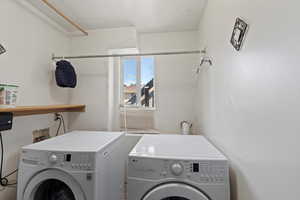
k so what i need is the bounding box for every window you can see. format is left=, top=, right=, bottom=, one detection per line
left=121, top=56, right=155, bottom=109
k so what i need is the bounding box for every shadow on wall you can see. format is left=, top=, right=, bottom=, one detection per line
left=230, top=165, right=257, bottom=200
left=230, top=167, right=238, bottom=200
left=49, top=69, right=71, bottom=103
left=68, top=112, right=81, bottom=131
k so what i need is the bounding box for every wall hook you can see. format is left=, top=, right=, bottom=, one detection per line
left=199, top=48, right=212, bottom=66
left=196, top=48, right=213, bottom=74
left=0, top=44, right=6, bottom=55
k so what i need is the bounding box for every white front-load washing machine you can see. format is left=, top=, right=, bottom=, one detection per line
left=128, top=135, right=230, bottom=200
left=17, top=131, right=125, bottom=200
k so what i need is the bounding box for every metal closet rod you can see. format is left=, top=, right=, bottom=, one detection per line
left=52, top=50, right=201, bottom=60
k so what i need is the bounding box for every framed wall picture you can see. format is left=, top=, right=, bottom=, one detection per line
left=230, top=18, right=248, bottom=51
left=0, top=44, right=6, bottom=55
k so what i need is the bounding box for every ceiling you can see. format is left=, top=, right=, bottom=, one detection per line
left=25, top=0, right=206, bottom=33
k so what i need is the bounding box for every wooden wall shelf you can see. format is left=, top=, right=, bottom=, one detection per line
left=0, top=104, right=86, bottom=116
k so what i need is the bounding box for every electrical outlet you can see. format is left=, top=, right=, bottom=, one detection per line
left=33, top=128, right=50, bottom=143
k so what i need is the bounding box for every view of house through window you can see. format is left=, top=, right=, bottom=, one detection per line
left=121, top=56, right=155, bottom=109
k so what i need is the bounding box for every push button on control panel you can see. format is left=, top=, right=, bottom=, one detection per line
left=71, top=163, right=92, bottom=170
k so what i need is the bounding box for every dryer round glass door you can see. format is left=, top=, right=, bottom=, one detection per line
left=22, top=169, right=86, bottom=200
left=142, top=183, right=209, bottom=200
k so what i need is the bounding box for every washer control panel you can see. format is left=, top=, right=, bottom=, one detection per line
left=21, top=150, right=94, bottom=171
left=47, top=152, right=94, bottom=171
left=128, top=157, right=228, bottom=184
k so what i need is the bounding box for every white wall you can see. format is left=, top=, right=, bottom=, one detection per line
left=68, top=28, right=138, bottom=131
left=196, top=0, right=300, bottom=199
left=138, top=31, right=199, bottom=134
left=68, top=30, right=199, bottom=134
left=0, top=0, right=70, bottom=199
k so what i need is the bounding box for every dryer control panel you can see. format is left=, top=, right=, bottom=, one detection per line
left=128, top=157, right=229, bottom=185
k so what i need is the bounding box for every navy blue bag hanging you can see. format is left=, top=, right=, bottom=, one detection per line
left=55, top=60, right=77, bottom=88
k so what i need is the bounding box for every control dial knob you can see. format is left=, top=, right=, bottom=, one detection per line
left=171, top=163, right=183, bottom=176
left=49, top=154, right=58, bottom=164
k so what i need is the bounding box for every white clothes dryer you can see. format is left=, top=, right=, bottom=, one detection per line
left=128, top=134, right=230, bottom=200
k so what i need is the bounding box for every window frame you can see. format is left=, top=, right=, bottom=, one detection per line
left=120, top=56, right=156, bottom=110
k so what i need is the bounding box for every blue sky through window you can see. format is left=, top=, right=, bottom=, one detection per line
left=123, top=59, right=137, bottom=85
left=123, top=57, right=154, bottom=85
left=141, top=57, right=154, bottom=85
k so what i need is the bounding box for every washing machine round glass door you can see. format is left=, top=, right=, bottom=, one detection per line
left=22, top=169, right=86, bottom=200
left=142, top=183, right=209, bottom=200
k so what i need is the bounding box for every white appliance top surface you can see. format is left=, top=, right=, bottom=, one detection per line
left=130, top=135, right=227, bottom=160
left=23, top=131, right=124, bottom=152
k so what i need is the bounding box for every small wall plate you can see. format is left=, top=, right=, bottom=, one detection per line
left=33, top=128, right=50, bottom=143
left=230, top=18, right=248, bottom=51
